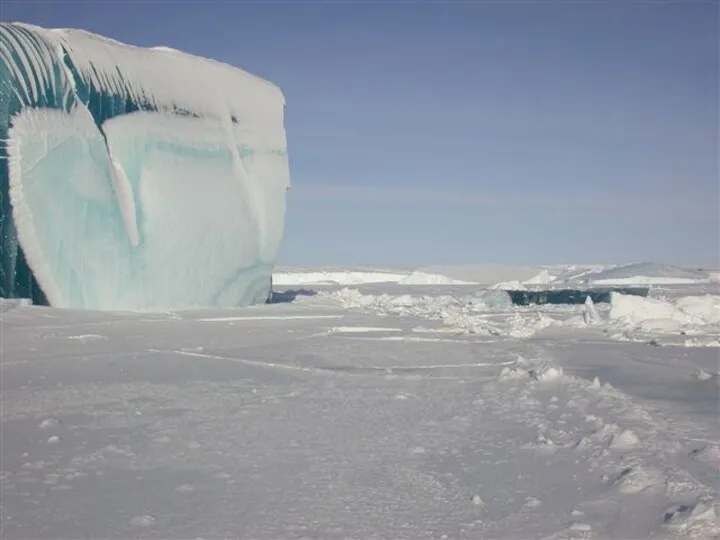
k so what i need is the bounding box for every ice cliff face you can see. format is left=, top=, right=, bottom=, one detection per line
left=0, top=23, right=290, bottom=310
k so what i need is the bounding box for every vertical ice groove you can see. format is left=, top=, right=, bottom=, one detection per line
left=108, top=67, right=124, bottom=98
left=63, top=40, right=100, bottom=94
left=3, top=27, right=39, bottom=104
left=0, top=40, right=29, bottom=101
left=108, top=153, right=140, bottom=247
left=2, top=73, right=28, bottom=106
left=219, top=95, right=262, bottom=252
left=0, top=28, right=25, bottom=83
left=14, top=26, right=51, bottom=101
left=93, top=62, right=111, bottom=95
left=41, top=42, right=59, bottom=96
left=53, top=44, right=77, bottom=111
left=87, top=63, right=103, bottom=96
left=95, top=59, right=120, bottom=99
left=0, top=36, right=29, bottom=113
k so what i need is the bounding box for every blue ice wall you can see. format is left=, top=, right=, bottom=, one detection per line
left=0, top=23, right=290, bottom=310
left=0, top=24, right=67, bottom=303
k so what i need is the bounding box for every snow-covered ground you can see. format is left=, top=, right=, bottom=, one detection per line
left=2, top=263, right=719, bottom=539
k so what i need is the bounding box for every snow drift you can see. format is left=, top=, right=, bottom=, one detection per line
left=0, top=22, right=290, bottom=310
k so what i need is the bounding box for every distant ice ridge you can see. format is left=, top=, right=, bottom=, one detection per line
left=273, top=266, right=558, bottom=287
left=273, top=270, right=409, bottom=286
left=0, top=22, right=290, bottom=310
left=273, top=263, right=718, bottom=294
left=415, top=264, right=557, bottom=286
left=272, top=269, right=475, bottom=286
left=583, top=262, right=711, bottom=286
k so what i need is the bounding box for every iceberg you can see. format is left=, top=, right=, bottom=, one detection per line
left=0, top=23, right=290, bottom=310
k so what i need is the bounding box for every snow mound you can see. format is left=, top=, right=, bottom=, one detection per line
left=589, top=262, right=710, bottom=286
left=610, top=294, right=691, bottom=326
left=411, top=265, right=553, bottom=286
left=608, top=429, right=640, bottom=450
left=610, top=293, right=720, bottom=327
left=499, top=356, right=565, bottom=383
left=489, top=280, right=527, bottom=291
left=489, top=272, right=557, bottom=291
left=675, top=295, right=720, bottom=324
left=609, top=293, right=720, bottom=346
left=523, top=269, right=555, bottom=285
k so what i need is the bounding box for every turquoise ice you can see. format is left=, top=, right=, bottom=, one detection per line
left=0, top=23, right=290, bottom=310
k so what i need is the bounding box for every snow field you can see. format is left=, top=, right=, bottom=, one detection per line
left=1, top=266, right=718, bottom=538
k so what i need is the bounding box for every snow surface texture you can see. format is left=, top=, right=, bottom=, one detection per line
left=2, top=270, right=719, bottom=539
left=0, top=22, right=290, bottom=310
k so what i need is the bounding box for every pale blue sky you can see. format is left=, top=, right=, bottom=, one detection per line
left=2, top=1, right=718, bottom=267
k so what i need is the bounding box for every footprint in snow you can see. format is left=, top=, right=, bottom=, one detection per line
left=129, top=515, right=156, bottom=527
left=568, top=522, right=592, bottom=535
left=688, top=444, right=720, bottom=470
left=611, top=465, right=666, bottom=494
left=663, top=499, right=717, bottom=527
left=608, top=429, right=639, bottom=450
left=521, top=435, right=557, bottom=455
left=66, top=334, right=106, bottom=342
left=39, top=418, right=60, bottom=430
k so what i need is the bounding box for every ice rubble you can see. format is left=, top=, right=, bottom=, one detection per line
left=0, top=22, right=290, bottom=310
left=609, top=293, right=720, bottom=331
left=317, top=285, right=720, bottom=347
